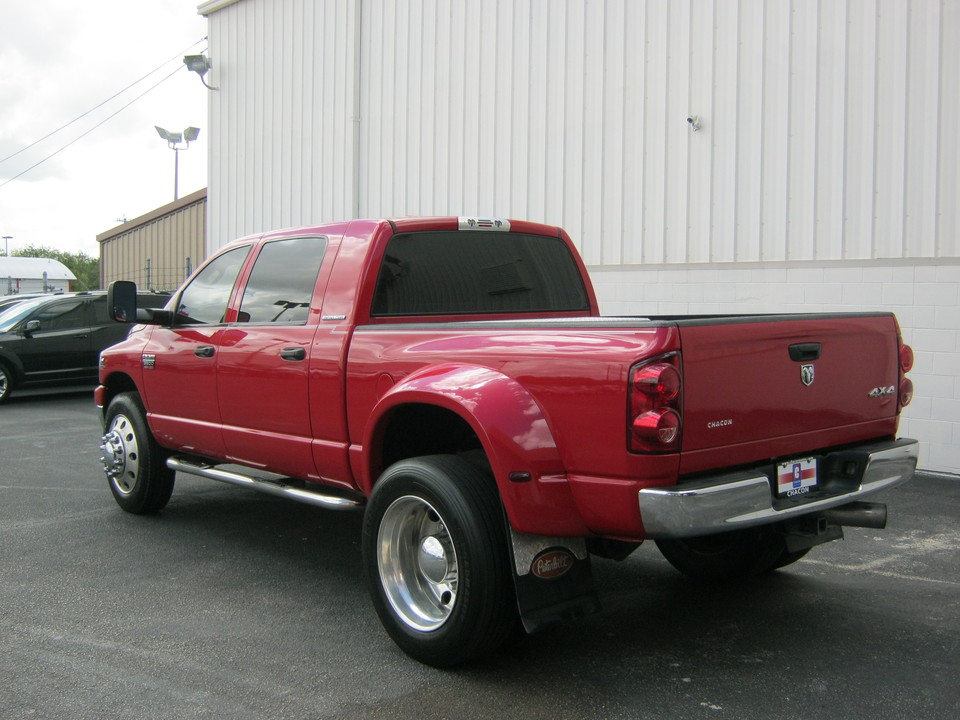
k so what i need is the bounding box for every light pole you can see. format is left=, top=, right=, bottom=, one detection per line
left=155, top=126, right=200, bottom=201
left=2, top=236, right=11, bottom=257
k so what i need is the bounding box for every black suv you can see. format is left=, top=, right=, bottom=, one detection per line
left=0, top=291, right=169, bottom=403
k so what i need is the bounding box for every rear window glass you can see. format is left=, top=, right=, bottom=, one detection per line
left=371, top=231, right=589, bottom=317
left=238, top=236, right=327, bottom=324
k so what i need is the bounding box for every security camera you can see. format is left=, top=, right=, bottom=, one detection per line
left=686, top=115, right=702, bottom=132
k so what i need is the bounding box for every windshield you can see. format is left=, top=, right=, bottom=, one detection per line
left=0, top=297, right=52, bottom=332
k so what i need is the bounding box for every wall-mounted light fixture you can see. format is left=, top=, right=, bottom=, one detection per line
left=184, top=53, right=218, bottom=90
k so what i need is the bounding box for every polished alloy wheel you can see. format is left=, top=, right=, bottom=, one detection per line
left=0, top=365, right=10, bottom=402
left=100, top=413, right=140, bottom=496
left=377, top=495, right=459, bottom=632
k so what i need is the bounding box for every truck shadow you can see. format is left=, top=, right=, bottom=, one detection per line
left=105, top=477, right=932, bottom=719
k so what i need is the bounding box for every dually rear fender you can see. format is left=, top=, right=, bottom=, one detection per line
left=355, top=363, right=590, bottom=536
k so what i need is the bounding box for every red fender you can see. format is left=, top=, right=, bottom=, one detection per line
left=357, top=363, right=590, bottom=536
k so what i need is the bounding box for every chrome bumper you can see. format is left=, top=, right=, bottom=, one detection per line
left=638, top=438, right=919, bottom=539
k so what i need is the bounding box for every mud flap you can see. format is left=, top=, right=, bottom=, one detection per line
left=507, top=527, right=602, bottom=634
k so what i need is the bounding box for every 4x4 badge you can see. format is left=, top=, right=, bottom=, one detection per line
left=801, top=364, right=815, bottom=386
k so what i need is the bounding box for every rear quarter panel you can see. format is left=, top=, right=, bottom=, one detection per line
left=346, top=321, right=681, bottom=483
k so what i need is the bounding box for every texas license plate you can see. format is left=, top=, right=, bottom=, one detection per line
left=776, top=457, right=818, bottom=498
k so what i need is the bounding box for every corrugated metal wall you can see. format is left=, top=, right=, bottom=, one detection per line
left=206, top=0, right=360, bottom=248
left=204, top=1, right=958, bottom=265
left=357, top=0, right=958, bottom=266
left=201, top=0, right=958, bottom=473
left=98, top=189, right=206, bottom=291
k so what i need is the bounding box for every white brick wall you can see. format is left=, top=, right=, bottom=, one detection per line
left=591, top=259, right=960, bottom=475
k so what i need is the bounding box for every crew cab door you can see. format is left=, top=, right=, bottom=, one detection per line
left=216, top=235, right=330, bottom=480
left=140, top=245, right=251, bottom=458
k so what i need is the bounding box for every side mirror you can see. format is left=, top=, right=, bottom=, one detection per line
left=24, top=320, right=41, bottom=335
left=108, top=281, right=138, bottom=323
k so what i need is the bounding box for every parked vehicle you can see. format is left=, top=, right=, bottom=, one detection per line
left=0, top=291, right=169, bottom=403
left=97, top=217, right=918, bottom=666
left=0, top=293, right=53, bottom=313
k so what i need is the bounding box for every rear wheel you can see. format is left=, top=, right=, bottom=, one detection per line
left=362, top=455, right=517, bottom=667
left=0, top=362, right=13, bottom=404
left=772, top=546, right=812, bottom=570
left=655, top=526, right=787, bottom=581
left=100, top=392, right=175, bottom=514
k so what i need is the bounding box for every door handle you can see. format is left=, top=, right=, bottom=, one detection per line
left=789, top=343, right=822, bottom=362
left=195, top=345, right=216, bottom=358
left=280, top=347, right=306, bottom=361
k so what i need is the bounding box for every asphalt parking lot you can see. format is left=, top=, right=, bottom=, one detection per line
left=1, top=388, right=958, bottom=720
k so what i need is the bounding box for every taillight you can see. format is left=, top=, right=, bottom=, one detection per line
left=898, top=341, right=914, bottom=411
left=629, top=355, right=682, bottom=453
left=900, top=344, right=914, bottom=373
left=899, top=378, right=914, bottom=407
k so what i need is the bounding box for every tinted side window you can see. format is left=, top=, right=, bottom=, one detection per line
left=237, top=236, right=327, bottom=324
left=176, top=246, right=251, bottom=325
left=33, top=299, right=89, bottom=331
left=371, top=232, right=590, bottom=316
left=91, top=296, right=111, bottom=324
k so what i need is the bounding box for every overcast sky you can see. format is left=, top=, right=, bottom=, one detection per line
left=0, top=0, right=209, bottom=258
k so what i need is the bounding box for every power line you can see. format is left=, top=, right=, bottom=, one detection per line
left=0, top=37, right=206, bottom=167
left=0, top=64, right=187, bottom=189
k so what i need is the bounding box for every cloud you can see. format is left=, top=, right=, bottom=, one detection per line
left=0, top=1, right=208, bottom=257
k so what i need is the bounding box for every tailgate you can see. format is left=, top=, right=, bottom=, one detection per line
left=678, top=314, right=901, bottom=471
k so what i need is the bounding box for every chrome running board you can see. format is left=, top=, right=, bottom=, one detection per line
left=167, top=456, right=364, bottom=511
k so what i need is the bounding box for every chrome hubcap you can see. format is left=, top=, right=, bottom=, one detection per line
left=100, top=414, right=139, bottom=495
left=378, top=495, right=458, bottom=632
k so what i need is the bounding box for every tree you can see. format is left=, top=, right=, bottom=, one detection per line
left=11, top=245, right=100, bottom=290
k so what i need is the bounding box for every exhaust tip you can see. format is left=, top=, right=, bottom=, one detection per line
left=823, top=501, right=887, bottom=529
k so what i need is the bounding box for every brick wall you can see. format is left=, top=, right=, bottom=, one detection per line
left=591, top=260, right=960, bottom=475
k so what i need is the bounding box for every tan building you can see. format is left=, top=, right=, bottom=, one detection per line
left=97, top=188, right=206, bottom=292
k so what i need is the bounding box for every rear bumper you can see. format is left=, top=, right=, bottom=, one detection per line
left=638, top=438, right=919, bottom=539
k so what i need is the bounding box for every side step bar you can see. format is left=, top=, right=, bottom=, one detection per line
left=167, top=457, right=365, bottom=511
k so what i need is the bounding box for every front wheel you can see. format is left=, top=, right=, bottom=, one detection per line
left=0, top=362, right=14, bottom=404
left=362, top=455, right=517, bottom=667
left=100, top=392, right=175, bottom=514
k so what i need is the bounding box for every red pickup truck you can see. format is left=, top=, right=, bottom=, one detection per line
left=97, top=217, right=918, bottom=666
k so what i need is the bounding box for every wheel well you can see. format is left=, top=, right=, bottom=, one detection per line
left=100, top=373, right=139, bottom=412
left=378, top=404, right=485, bottom=476
left=0, top=354, right=20, bottom=382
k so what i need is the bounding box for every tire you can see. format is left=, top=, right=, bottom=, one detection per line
left=772, top=546, right=812, bottom=570
left=100, top=392, right=175, bottom=514
left=0, top=362, right=13, bottom=404
left=655, top=526, right=787, bottom=581
left=362, top=455, right=517, bottom=667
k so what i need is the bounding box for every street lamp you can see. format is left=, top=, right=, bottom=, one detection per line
left=2, top=236, right=11, bottom=257
left=155, top=126, right=200, bottom=201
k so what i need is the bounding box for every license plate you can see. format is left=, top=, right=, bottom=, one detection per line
left=776, top=457, right=818, bottom=498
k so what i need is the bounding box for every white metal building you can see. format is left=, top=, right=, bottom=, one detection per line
left=0, top=257, right=77, bottom=295
left=198, top=0, right=959, bottom=474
